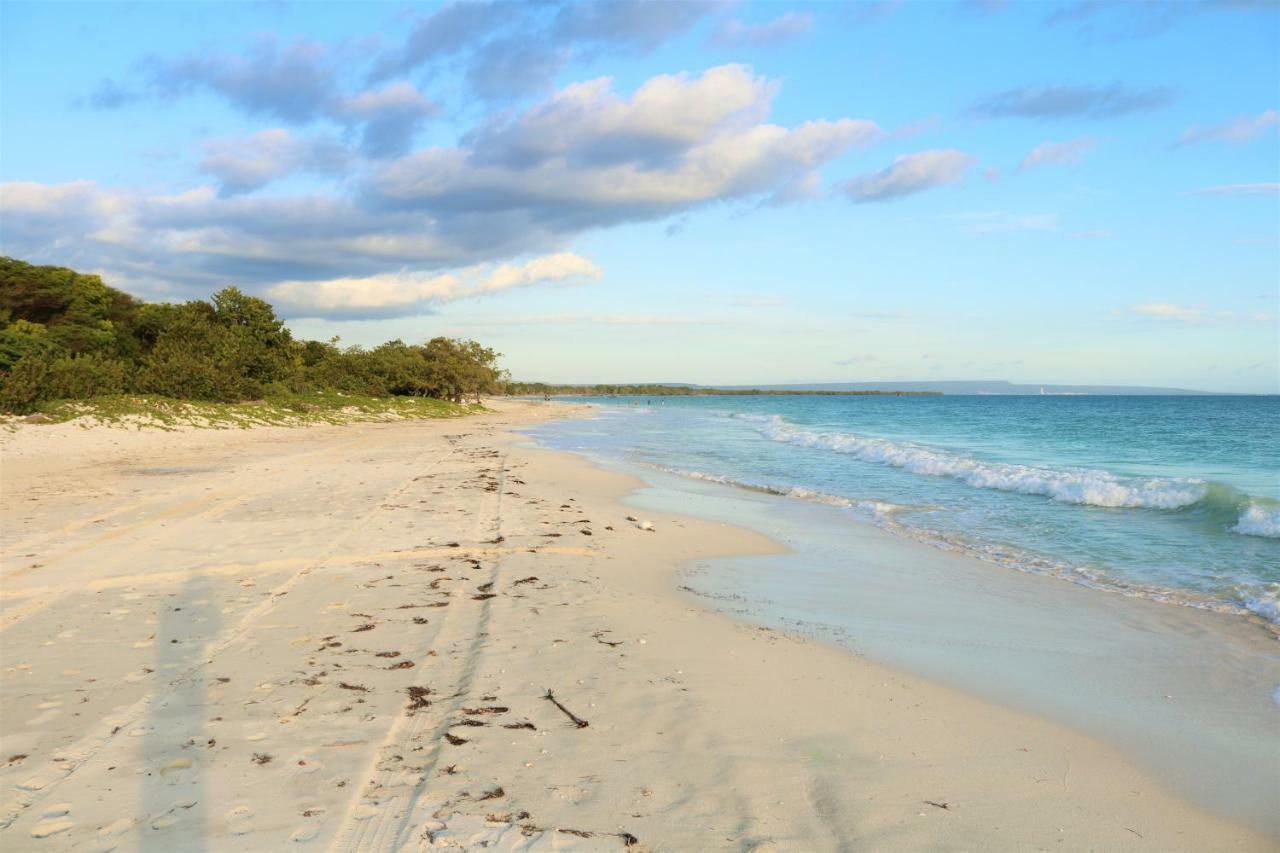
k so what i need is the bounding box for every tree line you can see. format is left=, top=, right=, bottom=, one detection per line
left=0, top=257, right=505, bottom=414
left=504, top=382, right=938, bottom=397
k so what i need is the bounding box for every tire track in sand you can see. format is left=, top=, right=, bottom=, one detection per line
left=329, top=437, right=510, bottom=853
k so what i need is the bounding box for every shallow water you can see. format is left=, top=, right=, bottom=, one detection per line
left=528, top=395, right=1279, bottom=624
left=524, top=395, right=1280, bottom=836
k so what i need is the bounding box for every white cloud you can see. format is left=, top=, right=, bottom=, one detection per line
left=3, top=65, right=881, bottom=314
left=1176, top=109, right=1278, bottom=146
left=1019, top=137, right=1096, bottom=171
left=265, top=252, right=602, bottom=317
left=375, top=64, right=882, bottom=218
left=1195, top=183, right=1280, bottom=196
left=199, top=129, right=350, bottom=196
left=448, top=313, right=724, bottom=327
left=712, top=12, right=814, bottom=47
left=840, top=149, right=975, bottom=203
left=1129, top=303, right=1205, bottom=322
left=1126, top=303, right=1276, bottom=324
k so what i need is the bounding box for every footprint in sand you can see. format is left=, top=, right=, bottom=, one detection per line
left=291, top=825, right=320, bottom=842
left=27, top=708, right=62, bottom=726
left=226, top=804, right=255, bottom=835
left=30, top=817, right=75, bottom=838
left=159, top=757, right=192, bottom=777
left=19, top=772, right=62, bottom=792
left=351, top=803, right=380, bottom=821
left=98, top=817, right=134, bottom=837
left=93, top=817, right=135, bottom=852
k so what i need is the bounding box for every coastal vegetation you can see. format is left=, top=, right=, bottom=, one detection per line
left=0, top=257, right=505, bottom=416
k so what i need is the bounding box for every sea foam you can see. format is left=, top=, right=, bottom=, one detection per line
left=1232, top=501, right=1280, bottom=539
left=751, top=415, right=1208, bottom=509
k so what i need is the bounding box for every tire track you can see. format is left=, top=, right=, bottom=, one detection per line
left=330, top=438, right=510, bottom=853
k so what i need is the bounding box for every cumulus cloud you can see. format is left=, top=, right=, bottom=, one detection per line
left=1019, top=137, right=1097, bottom=170
left=1175, top=109, right=1278, bottom=146
left=368, top=1, right=513, bottom=81
left=712, top=12, right=814, bottom=47
left=6, top=65, right=879, bottom=314
left=330, top=82, right=438, bottom=157
left=265, top=251, right=602, bottom=318
left=150, top=37, right=338, bottom=123
left=368, top=0, right=719, bottom=100
left=553, top=0, right=721, bottom=50
left=840, top=149, right=975, bottom=203
left=102, top=39, right=436, bottom=161
left=373, top=65, right=881, bottom=223
left=969, top=83, right=1174, bottom=119
left=199, top=130, right=351, bottom=196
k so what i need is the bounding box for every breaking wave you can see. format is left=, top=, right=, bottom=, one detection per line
left=1233, top=501, right=1280, bottom=539
left=658, top=463, right=1280, bottom=627
left=743, top=414, right=1275, bottom=535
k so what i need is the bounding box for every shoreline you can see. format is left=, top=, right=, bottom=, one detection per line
left=526, top=408, right=1280, bottom=839
left=0, top=400, right=1271, bottom=850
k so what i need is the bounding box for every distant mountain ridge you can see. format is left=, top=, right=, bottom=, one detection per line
left=720, top=380, right=1222, bottom=395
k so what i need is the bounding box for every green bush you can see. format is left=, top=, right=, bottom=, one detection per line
left=44, top=353, right=129, bottom=399
left=0, top=354, right=52, bottom=413
left=0, top=256, right=505, bottom=414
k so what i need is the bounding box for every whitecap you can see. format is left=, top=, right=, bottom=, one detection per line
left=755, top=416, right=1208, bottom=510
left=1232, top=502, right=1280, bottom=539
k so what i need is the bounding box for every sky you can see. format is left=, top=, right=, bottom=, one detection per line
left=1, top=0, right=1277, bottom=392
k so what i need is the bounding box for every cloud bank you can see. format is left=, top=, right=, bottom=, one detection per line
left=3, top=63, right=880, bottom=315
left=266, top=252, right=602, bottom=318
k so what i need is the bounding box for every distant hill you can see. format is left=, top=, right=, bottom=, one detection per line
left=724, top=380, right=1222, bottom=396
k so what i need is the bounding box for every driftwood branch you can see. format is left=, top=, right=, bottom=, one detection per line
left=543, top=689, right=589, bottom=728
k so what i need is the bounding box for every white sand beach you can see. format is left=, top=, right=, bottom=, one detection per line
left=0, top=400, right=1271, bottom=851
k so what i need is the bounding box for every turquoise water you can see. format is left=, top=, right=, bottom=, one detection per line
left=528, top=395, right=1280, bottom=625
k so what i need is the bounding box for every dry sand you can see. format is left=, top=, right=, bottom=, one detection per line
left=0, top=399, right=1269, bottom=851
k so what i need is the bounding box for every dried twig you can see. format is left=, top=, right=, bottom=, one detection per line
left=543, top=689, right=589, bottom=728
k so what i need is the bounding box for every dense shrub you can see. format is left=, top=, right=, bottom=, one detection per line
left=0, top=354, right=51, bottom=413
left=0, top=257, right=506, bottom=412
left=43, top=353, right=129, bottom=399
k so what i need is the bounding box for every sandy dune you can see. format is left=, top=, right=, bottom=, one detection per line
left=0, top=400, right=1268, bottom=851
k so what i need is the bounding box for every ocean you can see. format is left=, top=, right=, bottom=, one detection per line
left=523, top=393, right=1280, bottom=832
left=528, top=394, right=1279, bottom=626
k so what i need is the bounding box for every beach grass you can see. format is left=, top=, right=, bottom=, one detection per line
left=4, top=391, right=479, bottom=431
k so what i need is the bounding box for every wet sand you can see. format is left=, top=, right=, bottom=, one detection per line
left=0, top=400, right=1270, bottom=850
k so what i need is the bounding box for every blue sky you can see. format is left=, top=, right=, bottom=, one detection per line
left=2, top=0, right=1277, bottom=391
